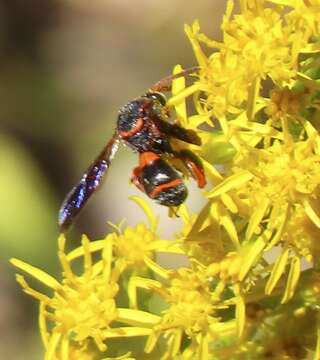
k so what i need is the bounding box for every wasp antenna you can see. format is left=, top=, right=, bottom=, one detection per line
left=149, top=66, right=200, bottom=93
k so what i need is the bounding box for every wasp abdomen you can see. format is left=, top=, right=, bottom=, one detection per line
left=139, top=153, right=188, bottom=207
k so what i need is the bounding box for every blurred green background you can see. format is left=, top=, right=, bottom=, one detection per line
left=0, top=1, right=224, bottom=358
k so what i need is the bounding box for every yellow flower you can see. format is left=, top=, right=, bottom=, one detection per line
left=170, top=0, right=320, bottom=307
left=161, top=268, right=215, bottom=333
left=204, top=136, right=320, bottom=302
left=265, top=87, right=303, bottom=122
left=11, top=233, right=159, bottom=359
left=179, top=1, right=313, bottom=125
left=142, top=266, right=237, bottom=359
left=11, top=0, right=320, bottom=358
left=234, top=139, right=320, bottom=211
left=270, top=0, right=320, bottom=40
left=283, top=203, right=320, bottom=261
left=108, top=196, right=184, bottom=278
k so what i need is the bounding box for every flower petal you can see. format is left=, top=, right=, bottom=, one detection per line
left=246, top=77, right=261, bottom=121
left=200, top=157, right=224, bottom=183
left=39, top=302, right=49, bottom=348
left=10, top=258, right=59, bottom=289
left=281, top=256, right=301, bottom=304
left=221, top=193, right=238, bottom=213
left=246, top=198, right=270, bottom=240
left=172, top=64, right=187, bottom=126
left=167, top=84, right=201, bottom=107
left=117, top=308, right=160, bottom=327
left=102, top=327, right=152, bottom=338
left=144, top=256, right=172, bottom=279
left=129, top=196, right=158, bottom=231
left=199, top=333, right=209, bottom=360
left=265, top=204, right=289, bottom=250
left=66, top=239, right=107, bottom=261
left=314, top=325, right=320, bottom=360
left=265, top=247, right=289, bottom=295
left=184, top=20, right=208, bottom=67
left=218, top=206, right=239, bottom=247
left=238, top=233, right=270, bottom=281
left=45, top=332, right=61, bottom=360
left=207, top=171, right=254, bottom=198
left=235, top=294, right=246, bottom=338
left=304, top=199, right=320, bottom=228
left=60, top=335, right=69, bottom=360
left=128, top=277, right=162, bottom=309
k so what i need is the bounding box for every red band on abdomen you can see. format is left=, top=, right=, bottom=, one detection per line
left=149, top=178, right=182, bottom=198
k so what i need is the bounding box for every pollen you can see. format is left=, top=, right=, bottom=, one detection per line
left=265, top=88, right=302, bottom=122
left=282, top=204, right=320, bottom=262
left=237, top=140, right=320, bottom=207
left=11, top=233, right=160, bottom=358
left=51, top=274, right=119, bottom=349
left=114, top=223, right=159, bottom=267
left=162, top=268, right=213, bottom=333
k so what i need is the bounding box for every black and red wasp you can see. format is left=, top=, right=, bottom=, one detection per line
left=59, top=67, right=206, bottom=230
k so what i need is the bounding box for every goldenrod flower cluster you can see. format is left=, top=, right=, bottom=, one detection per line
left=11, top=1, right=320, bottom=359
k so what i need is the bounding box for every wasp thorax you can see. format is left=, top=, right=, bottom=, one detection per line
left=117, top=100, right=145, bottom=134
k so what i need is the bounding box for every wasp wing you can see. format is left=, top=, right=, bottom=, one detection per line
left=154, top=118, right=201, bottom=146
left=59, top=133, right=119, bottom=231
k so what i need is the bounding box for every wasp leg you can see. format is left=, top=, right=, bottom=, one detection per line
left=131, top=166, right=145, bottom=192
left=149, top=66, right=199, bottom=93
left=176, top=149, right=206, bottom=188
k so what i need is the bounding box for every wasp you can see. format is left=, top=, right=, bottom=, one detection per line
left=59, top=67, right=206, bottom=230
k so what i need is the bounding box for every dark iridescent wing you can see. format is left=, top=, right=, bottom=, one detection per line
left=154, top=118, right=201, bottom=146
left=59, top=133, right=119, bottom=231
